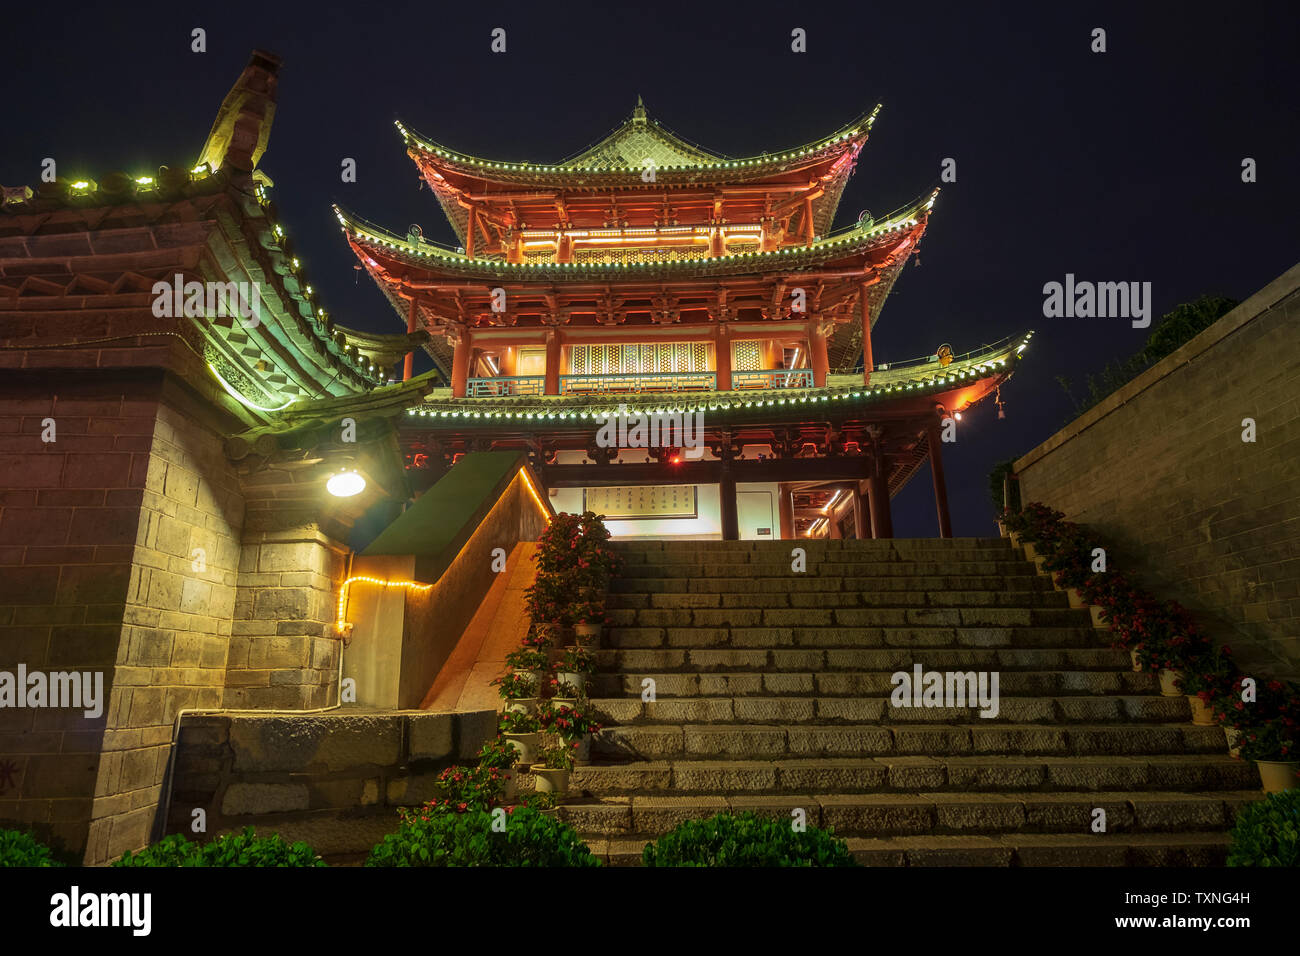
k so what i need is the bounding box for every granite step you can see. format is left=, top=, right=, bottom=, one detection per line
left=584, top=832, right=1232, bottom=867
left=612, top=574, right=1052, bottom=593
left=585, top=695, right=1192, bottom=725
left=608, top=590, right=1070, bottom=610
left=619, top=560, right=1035, bottom=578
left=568, top=755, right=1259, bottom=796
left=557, top=790, right=1257, bottom=839
left=590, top=669, right=1158, bottom=697
left=606, top=607, right=1092, bottom=628
left=592, top=722, right=1227, bottom=760
left=595, top=646, right=1133, bottom=672
left=603, top=625, right=1106, bottom=650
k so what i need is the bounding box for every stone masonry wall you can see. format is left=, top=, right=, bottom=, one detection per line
left=226, top=526, right=348, bottom=709
left=1016, top=264, right=1300, bottom=679
left=84, top=383, right=244, bottom=865
left=168, top=709, right=496, bottom=860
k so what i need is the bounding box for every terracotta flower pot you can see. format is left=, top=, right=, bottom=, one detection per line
left=1089, top=605, right=1108, bottom=629
left=504, top=696, right=538, bottom=715
left=572, top=733, right=592, bottom=765
left=532, top=766, right=570, bottom=796
left=1022, top=542, right=1038, bottom=561
left=550, top=696, right=578, bottom=709
left=1255, top=760, right=1299, bottom=794
left=1008, top=531, right=1022, bottom=548
left=1158, top=669, right=1182, bottom=697
left=1066, top=588, right=1088, bottom=609
left=504, top=732, right=539, bottom=765
left=1130, top=649, right=1142, bottom=672
left=574, top=622, right=602, bottom=641
left=1187, top=695, right=1216, bottom=726
left=997, top=521, right=1007, bottom=538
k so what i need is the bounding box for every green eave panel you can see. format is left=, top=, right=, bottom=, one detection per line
left=361, top=451, right=526, bottom=575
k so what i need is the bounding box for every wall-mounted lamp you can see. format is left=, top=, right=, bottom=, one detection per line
left=327, top=468, right=367, bottom=498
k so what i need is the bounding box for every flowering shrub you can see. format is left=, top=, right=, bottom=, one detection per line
left=538, top=744, right=575, bottom=771
left=476, top=736, right=519, bottom=771
left=366, top=807, right=600, bottom=867
left=491, top=672, right=537, bottom=700
left=1176, top=645, right=1237, bottom=699
left=572, top=598, right=607, bottom=626
left=541, top=703, right=602, bottom=741
left=498, top=711, right=541, bottom=735
left=642, top=811, right=857, bottom=867
left=1216, top=679, right=1300, bottom=762
left=1227, top=790, right=1300, bottom=867
left=0, top=830, right=62, bottom=867
left=504, top=647, right=549, bottom=671
left=555, top=647, right=594, bottom=674
left=114, top=828, right=325, bottom=867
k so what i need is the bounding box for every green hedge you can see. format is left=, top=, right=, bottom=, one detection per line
left=112, top=828, right=326, bottom=867
left=366, top=806, right=600, bottom=867
left=0, top=830, right=63, bottom=867
left=642, top=811, right=857, bottom=867
left=1227, top=790, right=1299, bottom=867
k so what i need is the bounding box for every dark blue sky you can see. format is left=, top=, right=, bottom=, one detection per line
left=5, top=1, right=1296, bottom=535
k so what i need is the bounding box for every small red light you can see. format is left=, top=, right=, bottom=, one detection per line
left=671, top=456, right=681, bottom=464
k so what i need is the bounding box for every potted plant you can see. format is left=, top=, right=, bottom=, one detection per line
left=499, top=711, right=541, bottom=766
left=1232, top=680, right=1299, bottom=793
left=476, top=737, right=521, bottom=802
left=1175, top=646, right=1236, bottom=727
left=492, top=671, right=539, bottom=714
left=554, top=647, right=594, bottom=697
left=542, top=703, right=603, bottom=765
left=504, top=647, right=550, bottom=687
left=572, top=599, right=606, bottom=644
left=546, top=676, right=582, bottom=708
left=532, top=745, right=574, bottom=797
left=525, top=791, right=560, bottom=819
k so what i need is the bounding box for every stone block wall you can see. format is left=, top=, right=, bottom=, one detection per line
left=226, top=526, right=348, bottom=709
left=1016, top=264, right=1300, bottom=678
left=167, top=709, right=496, bottom=859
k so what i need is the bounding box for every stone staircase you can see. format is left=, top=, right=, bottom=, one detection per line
left=559, top=538, right=1261, bottom=865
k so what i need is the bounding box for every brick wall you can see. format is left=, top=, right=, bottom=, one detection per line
left=1016, top=263, right=1300, bottom=679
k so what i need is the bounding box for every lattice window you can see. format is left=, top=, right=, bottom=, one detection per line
left=732, top=340, right=762, bottom=371
left=567, top=342, right=713, bottom=375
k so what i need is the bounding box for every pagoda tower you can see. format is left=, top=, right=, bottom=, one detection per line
left=337, top=102, right=1032, bottom=539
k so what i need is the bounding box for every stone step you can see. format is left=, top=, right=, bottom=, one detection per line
left=590, top=669, right=1158, bottom=697
left=612, top=538, right=1010, bottom=551
left=593, top=722, right=1227, bottom=760
left=586, top=695, right=1191, bottom=725
left=605, top=607, right=1090, bottom=629
left=608, top=590, right=1068, bottom=610
left=612, top=574, right=1051, bottom=594
left=558, top=790, right=1257, bottom=839
left=595, top=646, right=1132, bottom=673
left=568, top=754, right=1259, bottom=796
left=603, top=625, right=1106, bottom=650
left=619, top=560, right=1034, bottom=578
left=584, top=831, right=1232, bottom=867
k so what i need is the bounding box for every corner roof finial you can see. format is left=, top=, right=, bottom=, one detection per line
left=632, top=95, right=646, bottom=123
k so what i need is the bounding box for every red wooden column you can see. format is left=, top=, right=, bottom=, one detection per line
left=867, top=431, right=893, bottom=539
left=403, top=296, right=418, bottom=381
left=860, top=282, right=874, bottom=387
left=809, top=321, right=829, bottom=387
left=927, top=419, right=953, bottom=539
left=465, top=208, right=477, bottom=259
left=719, top=462, right=739, bottom=541
left=714, top=326, right=732, bottom=391
left=544, top=330, right=561, bottom=395
left=778, top=483, right=795, bottom=539
left=450, top=331, right=471, bottom=398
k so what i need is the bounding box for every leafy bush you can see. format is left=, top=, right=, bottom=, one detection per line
left=113, top=828, right=325, bottom=867
left=366, top=807, right=600, bottom=867
left=642, top=811, right=857, bottom=867
left=988, top=459, right=1021, bottom=518
left=0, top=829, right=63, bottom=867
left=1227, top=790, right=1300, bottom=867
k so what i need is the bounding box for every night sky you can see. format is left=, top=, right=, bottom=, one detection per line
left=6, top=1, right=1296, bottom=536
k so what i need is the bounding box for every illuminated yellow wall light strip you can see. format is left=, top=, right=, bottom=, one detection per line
left=336, top=468, right=552, bottom=630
